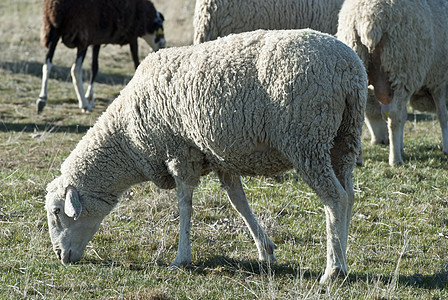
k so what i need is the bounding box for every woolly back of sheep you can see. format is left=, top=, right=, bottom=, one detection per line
left=337, top=0, right=445, bottom=96
left=193, top=0, right=344, bottom=44
left=103, top=30, right=367, bottom=180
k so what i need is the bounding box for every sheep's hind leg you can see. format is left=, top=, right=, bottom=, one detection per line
left=37, top=59, right=52, bottom=114
left=292, top=148, right=350, bottom=284
left=318, top=128, right=359, bottom=284
left=170, top=179, right=195, bottom=267
left=71, top=48, right=92, bottom=113
left=217, top=171, right=277, bottom=262
left=316, top=174, right=350, bottom=284
left=432, top=87, right=448, bottom=155
left=84, top=45, right=100, bottom=109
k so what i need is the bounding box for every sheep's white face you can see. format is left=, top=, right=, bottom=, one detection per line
left=45, top=185, right=104, bottom=264
left=143, top=11, right=166, bottom=51
left=143, top=32, right=166, bottom=52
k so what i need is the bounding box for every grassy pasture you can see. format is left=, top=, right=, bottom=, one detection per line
left=1, top=0, right=448, bottom=298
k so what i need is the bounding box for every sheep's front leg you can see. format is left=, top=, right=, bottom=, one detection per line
left=37, top=33, right=58, bottom=114
left=433, top=87, right=448, bottom=155
left=71, top=48, right=92, bottom=113
left=171, top=179, right=195, bottom=266
left=217, top=171, right=276, bottom=262
left=387, top=101, right=407, bottom=166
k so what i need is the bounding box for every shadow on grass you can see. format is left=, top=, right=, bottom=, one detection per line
left=83, top=255, right=448, bottom=289
left=0, top=122, right=91, bottom=133
left=407, top=112, right=437, bottom=123
left=84, top=255, right=316, bottom=278
left=349, top=270, right=448, bottom=290
left=191, top=255, right=306, bottom=277
left=362, top=140, right=447, bottom=167
left=195, top=257, right=448, bottom=289
left=0, top=60, right=132, bottom=85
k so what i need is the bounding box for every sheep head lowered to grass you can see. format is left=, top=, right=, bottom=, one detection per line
left=45, top=29, right=367, bottom=284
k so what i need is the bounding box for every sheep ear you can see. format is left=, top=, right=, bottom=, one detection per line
left=65, top=186, right=82, bottom=220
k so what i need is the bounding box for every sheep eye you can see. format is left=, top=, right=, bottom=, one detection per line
left=53, top=208, right=60, bottom=215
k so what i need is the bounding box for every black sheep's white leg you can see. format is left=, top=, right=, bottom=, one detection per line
left=37, top=59, right=52, bottom=113
left=37, top=31, right=58, bottom=114
left=432, top=87, right=448, bottom=155
left=71, top=48, right=91, bottom=113
left=171, top=179, right=195, bottom=266
left=85, top=45, right=100, bottom=109
left=217, top=171, right=276, bottom=262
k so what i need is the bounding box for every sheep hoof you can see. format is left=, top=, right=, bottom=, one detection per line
left=85, top=94, right=95, bottom=109
left=168, top=264, right=181, bottom=271
left=81, top=106, right=92, bottom=114
left=168, top=261, right=191, bottom=271
left=36, top=97, right=47, bottom=114
left=258, top=244, right=277, bottom=262
left=389, top=157, right=404, bottom=166
left=443, top=149, right=448, bottom=156
left=170, top=253, right=192, bottom=268
left=371, top=138, right=389, bottom=145
left=260, top=253, right=277, bottom=263
left=319, top=267, right=347, bottom=284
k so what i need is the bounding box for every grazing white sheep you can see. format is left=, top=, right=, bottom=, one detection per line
left=193, top=0, right=344, bottom=44
left=45, top=29, right=367, bottom=284
left=37, top=0, right=166, bottom=114
left=337, top=0, right=448, bottom=166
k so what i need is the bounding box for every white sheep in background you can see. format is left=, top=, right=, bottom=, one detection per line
left=45, top=29, right=367, bottom=284
left=337, top=0, right=448, bottom=166
left=193, top=0, right=344, bottom=44
left=37, top=0, right=166, bottom=114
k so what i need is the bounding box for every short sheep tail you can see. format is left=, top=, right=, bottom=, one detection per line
left=41, top=0, right=65, bottom=48
left=332, top=82, right=368, bottom=173
left=40, top=19, right=53, bottom=48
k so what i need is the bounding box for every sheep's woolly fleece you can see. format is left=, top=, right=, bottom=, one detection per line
left=337, top=0, right=448, bottom=165
left=46, top=29, right=367, bottom=283
left=193, top=0, right=344, bottom=43
left=337, top=0, right=443, bottom=95
left=54, top=29, right=367, bottom=196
